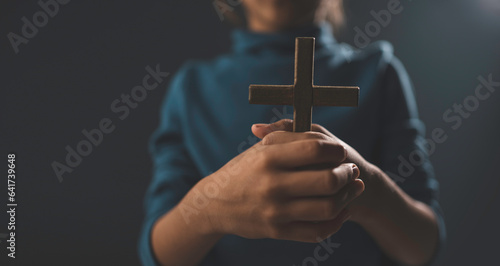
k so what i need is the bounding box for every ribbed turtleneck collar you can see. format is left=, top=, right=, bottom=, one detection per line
left=231, top=22, right=337, bottom=55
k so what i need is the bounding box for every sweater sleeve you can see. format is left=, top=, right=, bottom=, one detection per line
left=138, top=66, right=201, bottom=266
left=376, top=56, right=446, bottom=266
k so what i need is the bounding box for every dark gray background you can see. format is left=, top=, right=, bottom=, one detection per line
left=1, top=0, right=499, bottom=265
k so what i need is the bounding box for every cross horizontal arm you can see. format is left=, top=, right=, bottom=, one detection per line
left=313, top=86, right=359, bottom=106
left=249, top=85, right=294, bottom=105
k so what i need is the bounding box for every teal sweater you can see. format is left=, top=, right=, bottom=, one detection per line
left=139, top=23, right=445, bottom=266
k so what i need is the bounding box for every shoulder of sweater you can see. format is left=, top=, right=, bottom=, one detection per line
left=171, top=40, right=400, bottom=88
left=171, top=54, right=235, bottom=83
left=335, top=40, right=397, bottom=71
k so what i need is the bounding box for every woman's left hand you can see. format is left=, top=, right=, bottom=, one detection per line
left=251, top=119, right=384, bottom=223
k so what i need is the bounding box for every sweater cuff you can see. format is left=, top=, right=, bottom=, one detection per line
left=138, top=212, right=165, bottom=266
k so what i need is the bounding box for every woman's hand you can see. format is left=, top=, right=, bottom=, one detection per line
left=155, top=119, right=438, bottom=265
left=181, top=129, right=364, bottom=243
left=250, top=119, right=382, bottom=223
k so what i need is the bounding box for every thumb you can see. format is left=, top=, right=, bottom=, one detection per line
left=251, top=119, right=294, bottom=139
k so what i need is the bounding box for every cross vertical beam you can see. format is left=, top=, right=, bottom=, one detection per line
left=293, top=37, right=315, bottom=132
left=248, top=37, right=359, bottom=133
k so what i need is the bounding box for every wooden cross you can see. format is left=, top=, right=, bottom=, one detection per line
left=249, top=37, right=359, bottom=132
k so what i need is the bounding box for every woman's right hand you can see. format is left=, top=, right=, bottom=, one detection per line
left=179, top=134, right=365, bottom=243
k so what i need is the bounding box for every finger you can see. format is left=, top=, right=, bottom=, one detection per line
left=261, top=131, right=331, bottom=145
left=280, top=180, right=364, bottom=222
left=263, top=139, right=347, bottom=168
left=271, top=163, right=360, bottom=197
left=272, top=209, right=351, bottom=243
left=262, top=129, right=365, bottom=173
left=251, top=119, right=294, bottom=139
left=311, top=123, right=328, bottom=134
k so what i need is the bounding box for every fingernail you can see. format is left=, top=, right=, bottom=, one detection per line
left=354, top=182, right=364, bottom=196
left=253, top=124, right=267, bottom=128
left=351, top=164, right=359, bottom=180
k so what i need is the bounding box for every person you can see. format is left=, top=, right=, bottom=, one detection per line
left=138, top=1, right=446, bottom=265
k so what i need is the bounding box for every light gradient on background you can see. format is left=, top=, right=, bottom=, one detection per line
left=1, top=0, right=499, bottom=265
